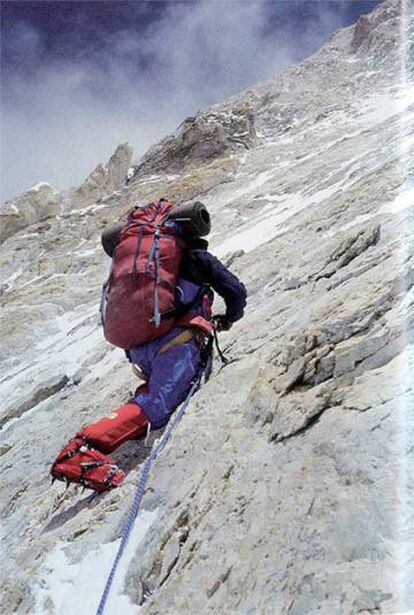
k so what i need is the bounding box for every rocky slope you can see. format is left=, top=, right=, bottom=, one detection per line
left=1, top=0, right=413, bottom=613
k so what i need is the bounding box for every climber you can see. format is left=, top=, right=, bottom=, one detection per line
left=50, top=199, right=247, bottom=492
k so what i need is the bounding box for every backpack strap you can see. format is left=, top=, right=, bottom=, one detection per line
left=159, top=284, right=210, bottom=321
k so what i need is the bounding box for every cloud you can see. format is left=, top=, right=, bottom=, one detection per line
left=3, top=20, right=44, bottom=59
left=2, top=0, right=353, bottom=203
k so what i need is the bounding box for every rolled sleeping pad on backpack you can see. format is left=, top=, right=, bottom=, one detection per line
left=101, top=200, right=210, bottom=255
left=168, top=201, right=211, bottom=238
left=101, top=223, right=124, bottom=257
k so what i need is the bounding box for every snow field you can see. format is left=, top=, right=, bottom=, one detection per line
left=33, top=509, right=158, bottom=615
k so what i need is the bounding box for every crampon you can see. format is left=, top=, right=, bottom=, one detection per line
left=50, top=437, right=125, bottom=492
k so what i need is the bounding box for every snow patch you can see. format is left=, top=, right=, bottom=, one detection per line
left=379, top=186, right=414, bottom=215
left=0, top=304, right=102, bottom=421
left=0, top=267, right=23, bottom=288
left=327, top=213, right=376, bottom=236
left=73, top=246, right=101, bottom=258
left=33, top=509, right=158, bottom=615
left=65, top=202, right=110, bottom=217
left=362, top=87, right=414, bottom=127
left=214, top=180, right=343, bottom=257
left=134, top=174, right=182, bottom=185
left=29, top=182, right=52, bottom=192
left=395, top=284, right=414, bottom=317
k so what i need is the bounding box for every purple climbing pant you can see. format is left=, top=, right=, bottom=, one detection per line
left=128, top=326, right=201, bottom=429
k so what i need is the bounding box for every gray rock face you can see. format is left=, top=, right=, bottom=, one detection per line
left=351, top=0, right=403, bottom=53
left=0, top=182, right=60, bottom=245
left=67, top=142, right=133, bottom=208
left=1, top=0, right=414, bottom=613
left=131, top=101, right=257, bottom=179
left=0, top=374, right=69, bottom=429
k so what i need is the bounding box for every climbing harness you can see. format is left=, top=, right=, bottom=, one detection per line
left=158, top=328, right=197, bottom=355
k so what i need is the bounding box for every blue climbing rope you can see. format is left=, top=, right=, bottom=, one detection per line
left=95, top=379, right=199, bottom=615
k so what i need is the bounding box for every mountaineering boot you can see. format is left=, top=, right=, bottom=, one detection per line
left=76, top=402, right=149, bottom=453
left=50, top=437, right=125, bottom=492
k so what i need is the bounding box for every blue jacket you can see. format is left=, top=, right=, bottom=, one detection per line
left=179, top=238, right=247, bottom=323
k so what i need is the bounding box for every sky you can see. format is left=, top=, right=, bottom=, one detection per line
left=1, top=0, right=382, bottom=203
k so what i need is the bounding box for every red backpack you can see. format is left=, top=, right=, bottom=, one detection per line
left=101, top=200, right=185, bottom=349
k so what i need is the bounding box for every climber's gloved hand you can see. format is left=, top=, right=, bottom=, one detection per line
left=214, top=314, right=233, bottom=332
